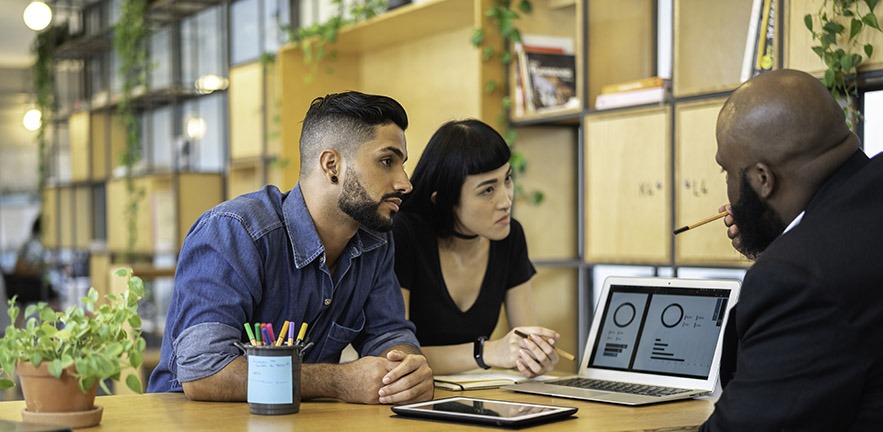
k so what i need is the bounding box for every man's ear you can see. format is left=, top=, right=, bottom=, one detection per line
left=748, top=162, right=776, bottom=199
left=319, top=150, right=340, bottom=182
left=430, top=191, right=438, bottom=205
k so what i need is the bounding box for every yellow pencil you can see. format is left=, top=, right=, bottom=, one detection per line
left=275, top=320, right=290, bottom=346
left=673, top=211, right=728, bottom=235
left=513, top=329, right=576, bottom=361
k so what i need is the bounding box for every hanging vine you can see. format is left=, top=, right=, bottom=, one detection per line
left=805, top=0, right=882, bottom=129
left=31, top=24, right=68, bottom=195
left=471, top=0, right=543, bottom=204
left=283, top=0, right=387, bottom=81
left=115, top=0, right=148, bottom=261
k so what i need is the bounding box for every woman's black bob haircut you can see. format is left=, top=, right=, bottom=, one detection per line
left=401, top=119, right=510, bottom=238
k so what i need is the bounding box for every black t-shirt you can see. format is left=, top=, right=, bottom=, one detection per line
left=393, top=212, right=536, bottom=346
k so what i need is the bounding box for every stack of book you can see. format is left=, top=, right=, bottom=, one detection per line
left=594, top=76, right=670, bottom=110
left=513, top=35, right=579, bottom=116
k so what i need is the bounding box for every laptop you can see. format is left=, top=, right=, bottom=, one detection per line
left=503, top=276, right=740, bottom=406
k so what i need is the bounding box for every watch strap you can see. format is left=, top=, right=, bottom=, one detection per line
left=473, top=336, right=491, bottom=369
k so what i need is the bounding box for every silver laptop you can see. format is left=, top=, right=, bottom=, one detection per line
left=503, top=276, right=740, bottom=405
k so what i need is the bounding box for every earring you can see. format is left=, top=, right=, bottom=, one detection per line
left=331, top=175, right=338, bottom=184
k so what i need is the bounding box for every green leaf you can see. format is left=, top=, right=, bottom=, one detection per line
left=866, top=43, right=874, bottom=57
left=486, top=80, right=498, bottom=93
left=126, top=374, right=143, bottom=394
left=0, top=379, right=14, bottom=390
left=850, top=18, right=863, bottom=39
left=504, top=128, right=517, bottom=146
left=823, top=21, right=845, bottom=33
left=48, top=359, right=64, bottom=378
left=868, top=0, right=881, bottom=11
left=863, top=12, right=881, bottom=31
left=805, top=14, right=814, bottom=32
left=841, top=53, right=854, bottom=71
left=823, top=68, right=836, bottom=87
left=470, top=28, right=485, bottom=47
left=483, top=46, right=494, bottom=61
left=518, top=0, right=533, bottom=14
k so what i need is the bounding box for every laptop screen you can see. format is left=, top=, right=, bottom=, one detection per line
left=587, top=283, right=730, bottom=379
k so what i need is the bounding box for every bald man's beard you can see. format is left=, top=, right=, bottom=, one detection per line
left=731, top=172, right=787, bottom=259
left=338, top=169, right=401, bottom=232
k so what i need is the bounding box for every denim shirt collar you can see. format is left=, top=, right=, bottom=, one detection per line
left=283, top=184, right=389, bottom=270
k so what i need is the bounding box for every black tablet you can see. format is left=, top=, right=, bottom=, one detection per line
left=391, top=396, right=578, bottom=428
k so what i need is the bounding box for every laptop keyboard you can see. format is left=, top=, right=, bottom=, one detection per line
left=551, top=378, right=693, bottom=397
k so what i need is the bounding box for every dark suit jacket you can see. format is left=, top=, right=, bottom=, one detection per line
left=701, top=151, right=883, bottom=431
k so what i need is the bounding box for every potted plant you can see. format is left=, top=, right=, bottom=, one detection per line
left=0, top=268, right=146, bottom=428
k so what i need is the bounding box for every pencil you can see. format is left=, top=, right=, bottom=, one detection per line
left=513, top=329, right=576, bottom=361
left=673, top=211, right=728, bottom=235
left=244, top=323, right=257, bottom=346
left=275, top=320, right=290, bottom=346
left=295, top=322, right=309, bottom=346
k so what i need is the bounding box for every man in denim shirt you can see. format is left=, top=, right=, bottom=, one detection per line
left=147, top=91, right=433, bottom=404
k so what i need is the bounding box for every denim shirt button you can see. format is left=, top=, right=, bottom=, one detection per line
left=324, top=298, right=332, bottom=306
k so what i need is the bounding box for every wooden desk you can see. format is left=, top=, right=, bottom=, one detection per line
left=0, top=389, right=714, bottom=431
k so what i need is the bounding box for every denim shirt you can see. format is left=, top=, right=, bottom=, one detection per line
left=147, top=184, right=418, bottom=393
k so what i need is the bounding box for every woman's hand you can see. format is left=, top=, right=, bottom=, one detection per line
left=485, top=326, right=560, bottom=378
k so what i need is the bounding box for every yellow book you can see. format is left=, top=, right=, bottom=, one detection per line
left=600, top=76, right=665, bottom=95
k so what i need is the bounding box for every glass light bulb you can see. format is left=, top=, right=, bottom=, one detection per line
left=23, top=109, right=42, bottom=131
left=23, top=1, right=52, bottom=32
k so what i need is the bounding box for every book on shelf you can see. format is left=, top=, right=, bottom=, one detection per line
left=513, top=35, right=578, bottom=115
left=741, top=0, right=775, bottom=82
left=600, top=76, right=666, bottom=95
left=594, top=86, right=668, bottom=110
left=433, top=369, right=555, bottom=391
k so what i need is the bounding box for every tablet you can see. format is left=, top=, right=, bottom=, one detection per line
left=391, top=396, right=577, bottom=428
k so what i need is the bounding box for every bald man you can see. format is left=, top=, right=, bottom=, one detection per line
left=148, top=91, right=434, bottom=405
left=701, top=69, right=883, bottom=430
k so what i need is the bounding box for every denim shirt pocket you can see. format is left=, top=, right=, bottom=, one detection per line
left=317, top=312, right=365, bottom=362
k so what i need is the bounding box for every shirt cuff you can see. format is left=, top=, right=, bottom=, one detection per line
left=359, top=328, right=421, bottom=357
left=173, top=322, right=242, bottom=383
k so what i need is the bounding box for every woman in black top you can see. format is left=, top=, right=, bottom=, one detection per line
left=393, top=119, right=560, bottom=377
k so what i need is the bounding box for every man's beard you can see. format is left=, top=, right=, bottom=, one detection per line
left=730, top=171, right=787, bottom=259
left=338, top=168, right=402, bottom=232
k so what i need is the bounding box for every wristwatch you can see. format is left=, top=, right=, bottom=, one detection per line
left=473, top=336, right=491, bottom=369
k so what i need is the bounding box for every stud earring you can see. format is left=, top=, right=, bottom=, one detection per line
left=331, top=175, right=338, bottom=184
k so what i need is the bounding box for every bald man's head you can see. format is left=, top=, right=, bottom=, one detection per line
left=715, top=69, right=860, bottom=257
left=717, top=69, right=851, bottom=171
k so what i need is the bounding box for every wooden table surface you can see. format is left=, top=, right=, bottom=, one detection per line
left=0, top=388, right=714, bottom=431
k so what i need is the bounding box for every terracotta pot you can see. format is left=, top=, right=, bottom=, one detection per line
left=15, top=362, right=97, bottom=413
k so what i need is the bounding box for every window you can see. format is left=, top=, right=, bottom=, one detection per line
left=863, top=89, right=883, bottom=157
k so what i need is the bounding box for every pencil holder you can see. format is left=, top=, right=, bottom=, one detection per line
left=244, top=344, right=302, bottom=415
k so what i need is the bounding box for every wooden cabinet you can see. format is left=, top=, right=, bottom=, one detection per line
left=674, top=0, right=758, bottom=97
left=106, top=173, right=222, bottom=254
left=584, top=108, right=671, bottom=264
left=674, top=99, right=749, bottom=266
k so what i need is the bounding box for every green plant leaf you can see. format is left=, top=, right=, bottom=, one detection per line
left=823, top=68, right=836, bottom=87
left=470, top=28, right=485, bottom=47
left=868, top=0, right=881, bottom=11
left=486, top=80, right=498, bottom=93
left=866, top=43, right=874, bottom=57
left=126, top=374, right=143, bottom=394
left=0, top=379, right=13, bottom=390
left=850, top=18, right=864, bottom=39
left=823, top=21, right=845, bottom=33
left=805, top=14, right=814, bottom=31
left=519, top=0, right=533, bottom=14
left=841, top=53, right=855, bottom=70
left=863, top=12, right=882, bottom=30
left=483, top=46, right=494, bottom=61
left=48, top=359, right=64, bottom=378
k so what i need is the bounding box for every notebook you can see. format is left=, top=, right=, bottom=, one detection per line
left=503, top=276, right=740, bottom=406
